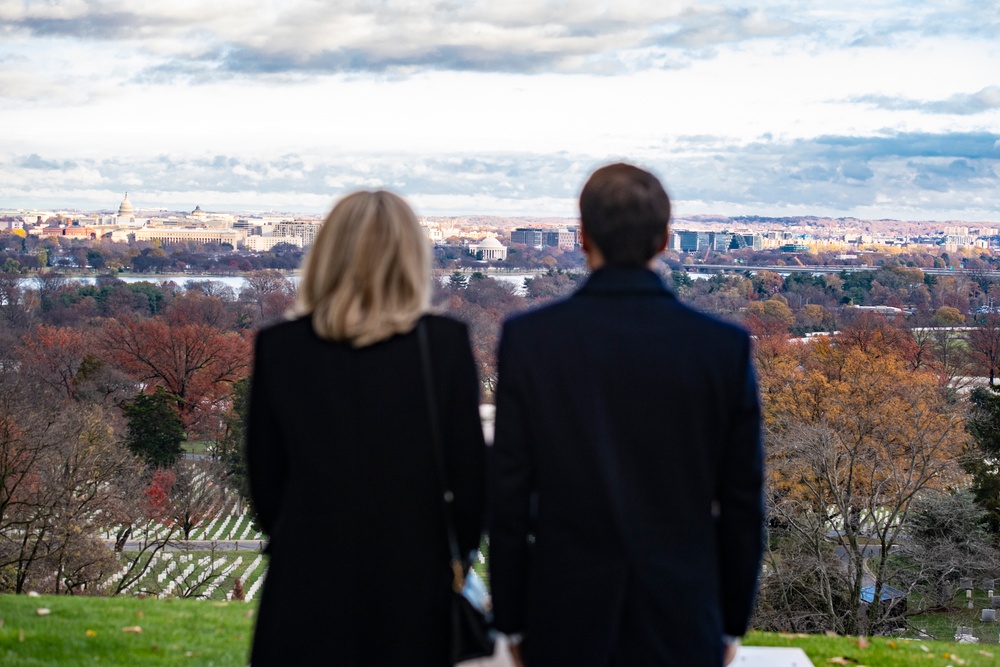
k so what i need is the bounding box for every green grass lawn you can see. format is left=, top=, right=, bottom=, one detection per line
left=0, top=595, right=254, bottom=667
left=744, top=631, right=997, bottom=667
left=3, top=594, right=1000, bottom=666
left=181, top=441, right=212, bottom=455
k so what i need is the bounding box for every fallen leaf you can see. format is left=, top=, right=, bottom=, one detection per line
left=35, top=608, right=50, bottom=616
left=135, top=610, right=144, bottom=618
left=150, top=646, right=159, bottom=652
left=122, top=626, right=143, bottom=634
left=952, top=657, right=968, bottom=665
left=857, top=637, right=869, bottom=649
left=825, top=630, right=839, bottom=637
left=85, top=629, right=97, bottom=637
left=978, top=651, right=994, bottom=658
left=920, top=645, right=930, bottom=652
left=245, top=609, right=254, bottom=618
left=184, top=651, right=201, bottom=658
left=887, top=640, right=898, bottom=649
left=27, top=591, right=40, bottom=598
left=18, top=629, right=25, bottom=642
left=211, top=601, right=228, bottom=607
left=827, top=659, right=856, bottom=665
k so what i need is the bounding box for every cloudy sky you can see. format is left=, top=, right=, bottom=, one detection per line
left=1, top=0, right=999, bottom=220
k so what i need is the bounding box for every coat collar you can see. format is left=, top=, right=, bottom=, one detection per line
left=576, top=266, right=675, bottom=298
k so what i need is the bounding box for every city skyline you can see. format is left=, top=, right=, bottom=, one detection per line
left=1, top=1, right=999, bottom=221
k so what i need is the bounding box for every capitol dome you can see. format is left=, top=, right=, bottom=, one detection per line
left=117, top=193, right=134, bottom=218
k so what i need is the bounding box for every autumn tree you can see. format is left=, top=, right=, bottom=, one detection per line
left=969, top=314, right=1000, bottom=385
left=239, top=269, right=295, bottom=327
left=0, top=361, right=136, bottom=594
left=744, top=295, right=795, bottom=338
left=102, top=316, right=251, bottom=435
left=0, top=269, right=33, bottom=332
left=523, top=271, right=582, bottom=303
left=759, top=340, right=967, bottom=635
left=17, top=325, right=92, bottom=400
left=146, top=460, right=225, bottom=541
left=837, top=311, right=920, bottom=369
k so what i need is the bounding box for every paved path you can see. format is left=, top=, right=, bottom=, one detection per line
left=108, top=539, right=266, bottom=552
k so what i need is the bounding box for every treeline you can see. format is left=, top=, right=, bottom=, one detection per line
left=669, top=263, right=1000, bottom=336
left=0, top=231, right=303, bottom=274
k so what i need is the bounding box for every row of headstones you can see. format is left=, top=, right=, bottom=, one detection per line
left=199, top=556, right=243, bottom=599
left=244, top=563, right=268, bottom=601
left=228, top=555, right=265, bottom=600
left=101, top=551, right=170, bottom=593
left=196, top=509, right=262, bottom=542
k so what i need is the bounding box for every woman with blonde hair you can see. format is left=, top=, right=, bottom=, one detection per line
left=247, top=190, right=485, bottom=665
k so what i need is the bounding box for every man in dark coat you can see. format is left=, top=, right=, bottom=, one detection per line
left=489, top=163, right=764, bottom=667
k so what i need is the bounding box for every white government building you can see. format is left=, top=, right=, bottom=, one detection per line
left=468, top=237, right=508, bottom=261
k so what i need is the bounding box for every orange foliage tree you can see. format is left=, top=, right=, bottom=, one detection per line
left=17, top=324, right=92, bottom=400
left=102, top=317, right=251, bottom=436
left=758, top=335, right=967, bottom=634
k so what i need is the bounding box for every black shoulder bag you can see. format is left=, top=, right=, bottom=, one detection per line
left=417, top=320, right=495, bottom=664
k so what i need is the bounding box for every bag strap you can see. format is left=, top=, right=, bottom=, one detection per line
left=417, top=318, right=467, bottom=594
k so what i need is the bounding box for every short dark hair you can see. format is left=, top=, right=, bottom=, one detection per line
left=579, top=163, right=671, bottom=267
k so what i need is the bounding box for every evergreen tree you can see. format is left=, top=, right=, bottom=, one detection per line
left=123, top=387, right=186, bottom=468
left=965, top=386, right=1000, bottom=533
left=218, top=377, right=252, bottom=512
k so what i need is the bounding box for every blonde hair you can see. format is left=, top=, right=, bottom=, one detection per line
left=293, top=190, right=431, bottom=347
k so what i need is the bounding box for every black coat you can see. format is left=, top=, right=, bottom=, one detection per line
left=489, top=267, right=764, bottom=667
left=247, top=315, right=486, bottom=666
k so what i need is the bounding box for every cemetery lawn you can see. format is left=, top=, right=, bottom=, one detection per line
left=902, top=588, right=1000, bottom=646
left=0, top=594, right=255, bottom=666
left=181, top=440, right=212, bottom=454
left=743, top=631, right=997, bottom=666
left=2, top=594, right=999, bottom=667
